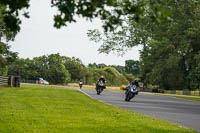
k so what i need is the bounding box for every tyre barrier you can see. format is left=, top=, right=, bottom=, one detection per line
left=140, top=88, right=200, bottom=96
left=164, top=90, right=200, bottom=96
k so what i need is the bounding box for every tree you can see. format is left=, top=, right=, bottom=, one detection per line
left=51, top=0, right=150, bottom=31
left=88, top=63, right=107, bottom=69
left=8, top=53, right=132, bottom=86
left=0, top=2, right=26, bottom=75
left=94, top=67, right=129, bottom=86
left=84, top=67, right=94, bottom=85
left=0, top=1, right=30, bottom=41
left=140, top=0, right=200, bottom=90
left=47, top=54, right=71, bottom=84
left=8, top=54, right=71, bottom=84
left=125, top=60, right=140, bottom=75
left=124, top=73, right=136, bottom=83
left=0, top=42, right=17, bottom=76
left=32, top=56, right=49, bottom=80
left=88, top=0, right=200, bottom=90
left=88, top=63, right=98, bottom=69
left=63, top=56, right=86, bottom=82
left=109, top=65, right=126, bottom=74
left=8, top=58, right=42, bottom=80
left=0, top=0, right=172, bottom=40
left=189, top=53, right=200, bottom=89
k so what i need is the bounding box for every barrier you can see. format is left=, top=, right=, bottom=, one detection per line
left=0, top=76, right=20, bottom=87
left=0, top=76, right=9, bottom=87
left=191, top=91, right=200, bottom=96
left=176, top=90, right=183, bottom=95
left=142, top=88, right=200, bottom=96
left=163, top=90, right=199, bottom=96
left=21, top=80, right=38, bottom=84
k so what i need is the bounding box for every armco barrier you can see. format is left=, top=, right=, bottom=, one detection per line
left=0, top=76, right=9, bottom=87
left=21, top=80, right=38, bottom=84
left=0, top=75, right=20, bottom=87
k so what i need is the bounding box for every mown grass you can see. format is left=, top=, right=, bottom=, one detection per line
left=152, top=93, right=200, bottom=101
left=0, top=85, right=197, bottom=133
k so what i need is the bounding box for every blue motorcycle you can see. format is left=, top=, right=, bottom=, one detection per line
left=125, top=85, right=138, bottom=101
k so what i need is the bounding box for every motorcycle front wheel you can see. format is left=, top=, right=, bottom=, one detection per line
left=96, top=87, right=100, bottom=95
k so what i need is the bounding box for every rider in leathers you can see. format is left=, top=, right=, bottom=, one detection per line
left=96, top=75, right=106, bottom=89
left=126, top=80, right=139, bottom=95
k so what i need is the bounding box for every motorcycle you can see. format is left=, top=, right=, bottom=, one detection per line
left=79, top=81, right=83, bottom=89
left=125, top=85, right=138, bottom=102
left=96, top=80, right=105, bottom=95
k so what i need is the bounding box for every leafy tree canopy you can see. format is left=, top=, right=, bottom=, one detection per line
left=88, top=0, right=200, bottom=90
left=0, top=0, right=172, bottom=41
left=0, top=42, right=17, bottom=75
left=0, top=0, right=30, bottom=41
left=63, top=56, right=86, bottom=81
left=51, top=0, right=150, bottom=31
left=125, top=60, right=140, bottom=75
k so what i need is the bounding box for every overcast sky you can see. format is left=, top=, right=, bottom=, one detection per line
left=9, top=0, right=141, bottom=66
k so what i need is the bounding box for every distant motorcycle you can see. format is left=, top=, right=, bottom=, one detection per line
left=79, top=81, right=83, bottom=89
left=125, top=85, right=138, bottom=102
left=96, top=80, right=105, bottom=95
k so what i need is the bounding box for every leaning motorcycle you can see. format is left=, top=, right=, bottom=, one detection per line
left=96, top=80, right=105, bottom=95
left=125, top=85, right=138, bottom=102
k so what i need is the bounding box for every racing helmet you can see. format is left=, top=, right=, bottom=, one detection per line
left=100, top=75, right=104, bottom=79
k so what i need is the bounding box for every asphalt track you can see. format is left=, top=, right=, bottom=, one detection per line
left=80, top=89, right=200, bottom=132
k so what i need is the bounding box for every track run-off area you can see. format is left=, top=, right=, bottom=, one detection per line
left=80, top=88, right=200, bottom=132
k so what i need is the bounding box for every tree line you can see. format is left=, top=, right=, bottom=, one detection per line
left=1, top=0, right=200, bottom=90
left=6, top=53, right=140, bottom=86
left=88, top=0, right=200, bottom=90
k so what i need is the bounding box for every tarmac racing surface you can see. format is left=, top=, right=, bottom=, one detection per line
left=81, top=89, right=200, bottom=132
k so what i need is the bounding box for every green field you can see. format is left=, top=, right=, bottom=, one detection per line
left=0, top=85, right=197, bottom=133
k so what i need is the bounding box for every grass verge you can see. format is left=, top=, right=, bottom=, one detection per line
left=151, top=93, right=200, bottom=101
left=65, top=83, right=122, bottom=91
left=0, top=85, right=197, bottom=133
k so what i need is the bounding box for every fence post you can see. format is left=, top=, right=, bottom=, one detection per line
left=10, top=76, right=14, bottom=87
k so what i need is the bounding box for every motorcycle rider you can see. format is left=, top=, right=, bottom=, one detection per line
left=126, top=80, right=139, bottom=95
left=96, top=75, right=106, bottom=89
left=134, top=80, right=139, bottom=88
left=79, top=79, right=83, bottom=89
